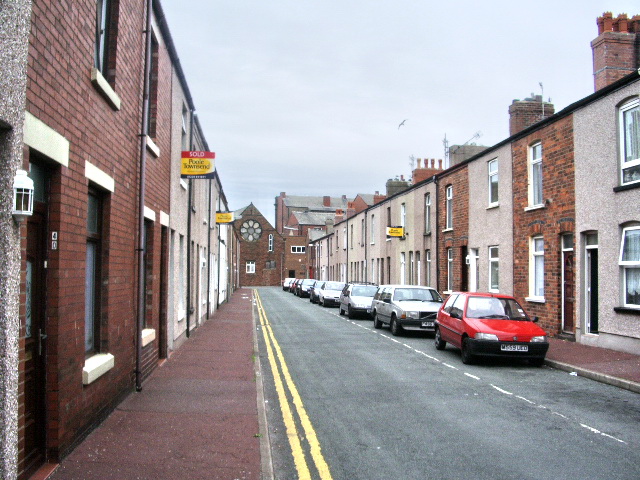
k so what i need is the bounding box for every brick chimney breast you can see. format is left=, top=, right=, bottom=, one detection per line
left=592, top=12, right=640, bottom=91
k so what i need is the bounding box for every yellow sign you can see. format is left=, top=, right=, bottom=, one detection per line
left=216, top=212, right=234, bottom=224
left=386, top=226, right=404, bottom=237
left=181, top=151, right=216, bottom=179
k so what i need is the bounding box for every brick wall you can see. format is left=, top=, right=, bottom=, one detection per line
left=22, top=0, right=147, bottom=468
left=592, top=13, right=640, bottom=91
left=235, top=205, right=284, bottom=286
left=511, top=115, right=575, bottom=334
left=437, top=166, right=469, bottom=293
left=509, top=96, right=555, bottom=136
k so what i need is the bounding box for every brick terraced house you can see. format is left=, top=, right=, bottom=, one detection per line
left=0, top=1, right=237, bottom=478
left=310, top=12, right=640, bottom=355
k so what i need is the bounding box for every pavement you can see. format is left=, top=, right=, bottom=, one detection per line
left=36, top=287, right=639, bottom=480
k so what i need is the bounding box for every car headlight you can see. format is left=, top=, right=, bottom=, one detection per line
left=475, top=333, right=499, bottom=341
left=405, top=311, right=420, bottom=319
left=531, top=336, right=548, bottom=343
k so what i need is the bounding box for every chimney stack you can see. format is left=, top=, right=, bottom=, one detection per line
left=508, top=94, right=555, bottom=136
left=323, top=195, right=331, bottom=207
left=592, top=12, right=640, bottom=91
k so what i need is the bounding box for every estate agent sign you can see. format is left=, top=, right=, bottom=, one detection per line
left=181, top=151, right=216, bottom=179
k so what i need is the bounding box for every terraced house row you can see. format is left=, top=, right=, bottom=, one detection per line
left=310, top=12, right=640, bottom=356
left=0, top=1, right=237, bottom=479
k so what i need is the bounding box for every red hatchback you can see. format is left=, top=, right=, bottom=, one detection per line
left=435, top=292, right=549, bottom=366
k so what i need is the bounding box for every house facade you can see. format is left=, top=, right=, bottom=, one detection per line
left=2, top=2, right=238, bottom=479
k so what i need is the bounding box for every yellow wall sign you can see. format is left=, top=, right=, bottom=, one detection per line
left=386, top=226, right=404, bottom=237
left=181, top=151, right=216, bottom=179
left=216, top=212, right=234, bottom=224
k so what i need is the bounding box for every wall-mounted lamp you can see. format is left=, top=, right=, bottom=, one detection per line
left=12, top=169, right=34, bottom=223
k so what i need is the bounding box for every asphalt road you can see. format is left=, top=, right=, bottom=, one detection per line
left=255, top=287, right=640, bottom=480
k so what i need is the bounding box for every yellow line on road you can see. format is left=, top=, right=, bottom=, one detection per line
left=255, top=290, right=333, bottom=480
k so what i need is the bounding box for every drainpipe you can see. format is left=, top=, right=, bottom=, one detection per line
left=433, top=175, right=439, bottom=292
left=186, top=109, right=194, bottom=337
left=206, top=179, right=212, bottom=318
left=136, top=0, right=153, bottom=392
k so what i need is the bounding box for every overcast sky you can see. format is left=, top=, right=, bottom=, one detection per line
left=162, top=1, right=638, bottom=226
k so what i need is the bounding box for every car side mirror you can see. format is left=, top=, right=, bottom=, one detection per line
left=533, top=316, right=539, bottom=323
left=450, top=310, right=461, bottom=319
left=383, top=298, right=391, bottom=304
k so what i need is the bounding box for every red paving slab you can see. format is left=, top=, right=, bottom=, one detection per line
left=47, top=288, right=263, bottom=480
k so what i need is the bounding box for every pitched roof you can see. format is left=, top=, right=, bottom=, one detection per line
left=283, top=195, right=350, bottom=209
left=293, top=211, right=337, bottom=226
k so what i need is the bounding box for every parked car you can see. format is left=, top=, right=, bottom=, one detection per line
left=317, top=281, right=346, bottom=307
left=309, top=280, right=323, bottom=303
left=339, top=283, right=378, bottom=318
left=371, top=285, right=443, bottom=335
left=290, top=279, right=301, bottom=295
left=283, top=278, right=295, bottom=291
left=435, top=292, right=549, bottom=366
left=297, top=279, right=315, bottom=298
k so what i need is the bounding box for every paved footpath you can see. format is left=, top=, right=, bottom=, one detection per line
left=46, top=287, right=269, bottom=480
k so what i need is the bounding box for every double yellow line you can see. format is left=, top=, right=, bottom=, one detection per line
left=255, top=290, right=333, bottom=480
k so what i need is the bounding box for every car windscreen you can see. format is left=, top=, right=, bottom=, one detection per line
left=393, top=288, right=442, bottom=302
left=352, top=286, right=378, bottom=297
left=325, top=282, right=346, bottom=291
left=465, top=296, right=529, bottom=320
left=302, top=279, right=314, bottom=285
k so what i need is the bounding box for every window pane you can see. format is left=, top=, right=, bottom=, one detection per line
left=88, top=193, right=99, bottom=234
left=85, top=242, right=97, bottom=352
left=622, top=229, right=640, bottom=262
left=622, top=164, right=640, bottom=184
left=533, top=162, right=543, bottom=205
left=623, top=105, right=640, bottom=163
left=535, top=254, right=544, bottom=296
left=490, top=261, right=499, bottom=290
left=625, top=268, right=640, bottom=305
left=490, top=174, right=499, bottom=203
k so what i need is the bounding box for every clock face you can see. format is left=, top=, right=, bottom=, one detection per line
left=240, top=220, right=262, bottom=242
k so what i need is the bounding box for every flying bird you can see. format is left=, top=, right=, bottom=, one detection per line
left=398, top=119, right=407, bottom=129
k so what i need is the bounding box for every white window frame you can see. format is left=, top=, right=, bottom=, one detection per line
left=619, top=226, right=640, bottom=307
left=400, top=252, right=406, bottom=285
left=529, top=143, right=543, bottom=207
left=426, top=249, right=431, bottom=287
left=619, top=98, right=640, bottom=186
left=489, top=246, right=499, bottom=292
left=416, top=251, right=421, bottom=286
left=291, top=246, right=306, bottom=254
left=488, top=159, right=499, bottom=206
left=425, top=193, right=431, bottom=233
left=268, top=234, right=274, bottom=252
left=400, top=203, right=406, bottom=228
left=246, top=261, right=255, bottom=274
left=445, top=185, right=453, bottom=230
left=528, top=236, right=545, bottom=301
left=343, top=227, right=347, bottom=250
left=370, top=214, right=375, bottom=245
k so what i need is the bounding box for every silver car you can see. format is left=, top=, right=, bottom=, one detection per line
left=371, top=285, right=443, bottom=335
left=317, top=281, right=346, bottom=307
left=339, top=283, right=378, bottom=318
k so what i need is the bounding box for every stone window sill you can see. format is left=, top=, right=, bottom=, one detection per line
left=83, top=353, right=115, bottom=385
left=525, top=296, right=546, bottom=304
left=90, top=68, right=121, bottom=110
left=142, top=328, right=156, bottom=347
left=613, top=306, right=640, bottom=315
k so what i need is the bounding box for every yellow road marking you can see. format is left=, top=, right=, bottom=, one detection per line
left=255, top=290, right=333, bottom=480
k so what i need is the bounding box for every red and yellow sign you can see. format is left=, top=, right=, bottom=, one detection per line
left=216, top=212, right=234, bottom=224
left=181, top=151, right=215, bottom=179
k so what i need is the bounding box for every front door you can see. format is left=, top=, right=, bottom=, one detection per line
left=23, top=200, right=48, bottom=477
left=586, top=247, right=599, bottom=333
left=562, top=237, right=575, bottom=333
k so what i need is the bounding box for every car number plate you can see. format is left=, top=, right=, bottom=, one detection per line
left=421, top=321, right=434, bottom=328
left=501, top=344, right=528, bottom=352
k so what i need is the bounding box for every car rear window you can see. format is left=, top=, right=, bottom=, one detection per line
left=326, top=282, right=346, bottom=291
left=393, top=288, right=442, bottom=302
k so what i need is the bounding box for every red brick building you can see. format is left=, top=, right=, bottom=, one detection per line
left=235, top=204, right=285, bottom=286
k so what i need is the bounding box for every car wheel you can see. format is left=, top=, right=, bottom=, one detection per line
left=461, top=337, right=474, bottom=365
left=339, top=305, right=345, bottom=315
left=530, top=357, right=545, bottom=367
left=434, top=327, right=446, bottom=350
left=322, top=298, right=327, bottom=307
left=347, top=305, right=354, bottom=319
left=373, top=312, right=382, bottom=329
left=390, top=316, right=402, bottom=336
